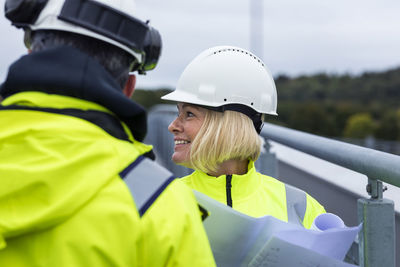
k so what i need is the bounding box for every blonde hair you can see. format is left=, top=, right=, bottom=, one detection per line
left=190, top=110, right=262, bottom=173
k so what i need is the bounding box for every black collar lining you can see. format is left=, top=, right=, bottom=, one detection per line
left=0, top=46, right=148, bottom=141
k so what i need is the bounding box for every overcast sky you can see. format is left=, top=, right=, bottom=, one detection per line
left=1, top=0, right=400, bottom=89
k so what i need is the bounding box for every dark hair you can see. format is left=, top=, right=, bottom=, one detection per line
left=30, top=30, right=136, bottom=89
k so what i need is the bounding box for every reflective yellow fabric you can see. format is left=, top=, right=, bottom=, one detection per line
left=141, top=180, right=216, bottom=266
left=181, top=161, right=325, bottom=229
left=0, top=92, right=215, bottom=267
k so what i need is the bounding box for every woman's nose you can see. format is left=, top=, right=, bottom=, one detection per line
left=168, top=117, right=182, bottom=133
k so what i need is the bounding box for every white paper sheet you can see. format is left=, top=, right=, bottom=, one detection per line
left=194, top=190, right=361, bottom=267
left=276, top=213, right=362, bottom=260
left=311, top=212, right=346, bottom=231
left=274, top=224, right=362, bottom=260
left=248, top=237, right=359, bottom=267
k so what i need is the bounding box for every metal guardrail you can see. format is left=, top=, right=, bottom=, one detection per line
left=262, top=123, right=400, bottom=188
left=338, top=137, right=400, bottom=156
left=261, top=122, right=397, bottom=267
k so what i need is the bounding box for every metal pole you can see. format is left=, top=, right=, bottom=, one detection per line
left=358, top=179, right=395, bottom=267
left=255, top=137, right=278, bottom=178
left=250, top=0, right=264, bottom=60
left=358, top=200, right=395, bottom=265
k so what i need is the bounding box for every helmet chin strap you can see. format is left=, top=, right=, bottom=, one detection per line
left=200, top=104, right=264, bottom=134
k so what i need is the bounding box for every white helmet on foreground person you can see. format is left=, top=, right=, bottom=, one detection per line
left=4, top=0, right=161, bottom=74
left=162, top=45, right=277, bottom=115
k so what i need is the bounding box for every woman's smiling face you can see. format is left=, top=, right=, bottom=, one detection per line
left=168, top=103, right=207, bottom=167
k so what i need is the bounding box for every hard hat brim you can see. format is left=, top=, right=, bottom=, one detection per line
left=161, top=90, right=278, bottom=116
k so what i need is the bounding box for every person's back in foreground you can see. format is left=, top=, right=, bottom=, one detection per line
left=162, top=46, right=326, bottom=228
left=0, top=0, right=215, bottom=266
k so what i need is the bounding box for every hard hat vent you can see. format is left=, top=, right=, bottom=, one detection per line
left=213, top=47, right=264, bottom=67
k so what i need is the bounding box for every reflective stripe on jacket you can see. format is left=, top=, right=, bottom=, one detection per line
left=180, top=160, right=325, bottom=228
left=0, top=92, right=215, bottom=267
left=121, top=155, right=175, bottom=216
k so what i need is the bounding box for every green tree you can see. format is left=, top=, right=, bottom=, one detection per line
left=343, top=113, right=375, bottom=139
left=287, top=102, right=336, bottom=136
left=131, top=88, right=172, bottom=110
left=375, top=111, right=399, bottom=140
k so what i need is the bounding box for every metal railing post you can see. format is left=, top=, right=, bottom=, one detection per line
left=357, top=178, right=395, bottom=267
left=255, top=138, right=278, bottom=178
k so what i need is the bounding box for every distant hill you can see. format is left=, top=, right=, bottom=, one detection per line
left=133, top=66, right=400, bottom=140
left=276, top=67, right=400, bottom=105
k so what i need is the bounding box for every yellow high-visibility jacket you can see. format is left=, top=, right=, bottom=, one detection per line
left=0, top=92, right=215, bottom=267
left=0, top=47, right=215, bottom=267
left=181, top=160, right=326, bottom=228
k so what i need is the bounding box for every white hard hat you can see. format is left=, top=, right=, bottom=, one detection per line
left=162, top=46, right=277, bottom=115
left=4, top=0, right=162, bottom=73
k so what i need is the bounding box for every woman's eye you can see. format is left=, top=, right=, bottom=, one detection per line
left=186, top=111, right=194, bottom=117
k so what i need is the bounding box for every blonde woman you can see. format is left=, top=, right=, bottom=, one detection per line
left=162, top=46, right=325, bottom=228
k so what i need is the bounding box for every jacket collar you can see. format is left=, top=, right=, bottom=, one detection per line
left=190, top=161, right=262, bottom=202
left=0, top=46, right=147, bottom=141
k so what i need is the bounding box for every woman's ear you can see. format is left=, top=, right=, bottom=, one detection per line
left=123, top=74, right=136, bottom=98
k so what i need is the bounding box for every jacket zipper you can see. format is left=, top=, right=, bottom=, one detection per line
left=226, top=174, right=233, bottom=207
